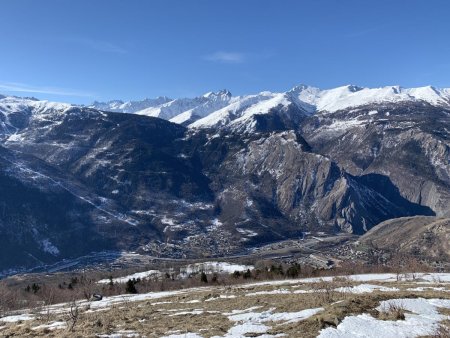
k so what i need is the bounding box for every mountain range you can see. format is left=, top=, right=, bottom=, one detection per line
left=90, top=84, right=450, bottom=128
left=0, top=84, right=449, bottom=274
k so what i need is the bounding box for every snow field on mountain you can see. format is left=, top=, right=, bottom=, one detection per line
left=84, top=84, right=450, bottom=132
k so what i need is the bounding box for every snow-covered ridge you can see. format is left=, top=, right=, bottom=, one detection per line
left=296, top=84, right=450, bottom=113
left=2, top=83, right=450, bottom=133
left=89, top=96, right=172, bottom=114
left=189, top=92, right=279, bottom=129
left=137, top=89, right=233, bottom=122
left=0, top=95, right=71, bottom=116
left=0, top=95, right=72, bottom=137
left=86, top=84, right=450, bottom=130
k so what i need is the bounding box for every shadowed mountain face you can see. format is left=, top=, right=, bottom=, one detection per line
left=0, top=95, right=448, bottom=273
left=0, top=146, right=117, bottom=270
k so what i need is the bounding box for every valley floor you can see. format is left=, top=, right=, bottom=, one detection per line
left=1, top=273, right=450, bottom=337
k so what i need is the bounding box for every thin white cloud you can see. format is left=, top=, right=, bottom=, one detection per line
left=204, top=51, right=246, bottom=63
left=59, top=37, right=128, bottom=54
left=77, top=38, right=128, bottom=54
left=0, top=81, right=94, bottom=97
left=345, top=23, right=391, bottom=38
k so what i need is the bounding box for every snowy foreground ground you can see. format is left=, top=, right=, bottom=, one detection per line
left=1, top=273, right=450, bottom=337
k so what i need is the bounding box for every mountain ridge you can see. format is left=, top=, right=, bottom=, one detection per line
left=84, top=84, right=450, bottom=132
left=88, top=83, right=450, bottom=113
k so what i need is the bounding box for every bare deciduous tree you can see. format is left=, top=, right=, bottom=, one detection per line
left=66, top=300, right=79, bottom=332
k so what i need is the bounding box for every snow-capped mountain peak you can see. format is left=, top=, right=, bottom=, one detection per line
left=203, top=89, right=232, bottom=99
left=406, top=85, right=449, bottom=105
left=89, top=96, right=172, bottom=114
left=133, top=90, right=235, bottom=124
left=0, top=95, right=71, bottom=115
left=0, top=95, right=72, bottom=139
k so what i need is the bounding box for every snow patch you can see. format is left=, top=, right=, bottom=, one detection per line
left=97, top=270, right=161, bottom=284
left=217, top=307, right=323, bottom=338
left=318, top=298, right=450, bottom=338
left=180, top=262, right=254, bottom=277
left=41, top=239, right=60, bottom=256
left=334, top=284, right=399, bottom=294
left=97, top=330, right=140, bottom=337
left=0, top=314, right=35, bottom=322
left=32, top=321, right=66, bottom=331
left=161, top=333, right=203, bottom=338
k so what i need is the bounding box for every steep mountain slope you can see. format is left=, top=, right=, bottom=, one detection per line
left=0, top=102, right=216, bottom=270
left=360, top=216, right=450, bottom=261
left=301, top=102, right=450, bottom=217
left=189, top=92, right=310, bottom=132
left=202, top=130, right=432, bottom=236
left=0, top=145, right=119, bottom=271
left=5, top=107, right=212, bottom=200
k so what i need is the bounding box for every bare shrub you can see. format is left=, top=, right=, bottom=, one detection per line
left=331, top=276, right=353, bottom=287
left=0, top=285, right=21, bottom=315
left=432, top=275, right=443, bottom=284
left=66, top=300, right=80, bottom=332
left=310, top=279, right=337, bottom=305
left=378, top=302, right=405, bottom=321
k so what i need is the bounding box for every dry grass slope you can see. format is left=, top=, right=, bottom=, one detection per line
left=361, top=216, right=450, bottom=260
left=1, top=273, right=449, bottom=337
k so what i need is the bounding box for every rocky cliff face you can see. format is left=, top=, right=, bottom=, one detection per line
left=301, top=102, right=450, bottom=217
left=206, top=131, right=433, bottom=236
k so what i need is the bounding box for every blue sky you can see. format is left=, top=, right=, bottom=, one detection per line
left=1, top=0, right=450, bottom=103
